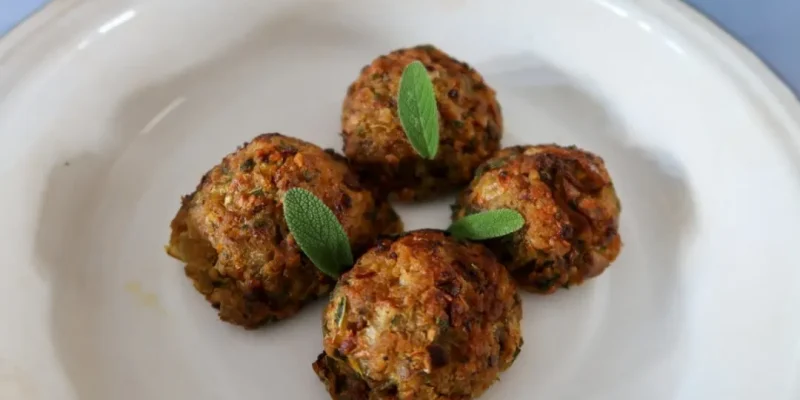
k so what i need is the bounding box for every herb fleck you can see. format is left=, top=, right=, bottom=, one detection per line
left=335, top=296, right=347, bottom=327
left=512, top=345, right=522, bottom=362
left=277, top=142, right=296, bottom=153
left=536, top=275, right=561, bottom=291
left=450, top=120, right=465, bottom=129
left=252, top=217, right=268, bottom=229
left=476, top=158, right=508, bottom=177
left=391, top=315, right=403, bottom=327
left=240, top=158, right=256, bottom=172
left=436, top=317, right=449, bottom=331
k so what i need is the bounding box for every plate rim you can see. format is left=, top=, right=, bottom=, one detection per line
left=2, top=0, right=799, bottom=155
left=0, top=1, right=798, bottom=398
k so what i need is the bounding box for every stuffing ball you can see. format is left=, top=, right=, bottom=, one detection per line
left=313, top=230, right=523, bottom=399
left=341, top=44, right=503, bottom=201
left=167, top=133, right=403, bottom=329
left=452, top=145, right=622, bottom=294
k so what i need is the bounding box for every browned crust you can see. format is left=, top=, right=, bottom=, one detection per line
left=341, top=45, right=502, bottom=201
left=167, top=133, right=403, bottom=328
left=313, top=352, right=377, bottom=400
left=452, top=145, right=622, bottom=294
left=317, top=230, right=522, bottom=399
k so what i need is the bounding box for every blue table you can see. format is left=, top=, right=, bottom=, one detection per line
left=1, top=0, right=798, bottom=94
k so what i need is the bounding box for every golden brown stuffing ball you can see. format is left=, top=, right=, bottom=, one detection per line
left=166, top=133, right=403, bottom=329
left=341, top=44, right=503, bottom=201
left=452, top=145, right=622, bottom=294
left=313, top=230, right=523, bottom=399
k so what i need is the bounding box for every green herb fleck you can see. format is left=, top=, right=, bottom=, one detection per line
left=475, top=158, right=508, bottom=177
left=391, top=314, right=403, bottom=327
left=436, top=317, right=449, bottom=331
left=448, top=209, right=525, bottom=241
left=240, top=158, right=256, bottom=172
left=450, top=120, right=464, bottom=129
left=397, top=61, right=440, bottom=159
left=252, top=217, right=268, bottom=229
left=334, top=296, right=347, bottom=327
left=512, top=345, right=522, bottom=362
left=303, top=170, right=315, bottom=182
left=536, top=274, right=561, bottom=291
left=277, top=142, right=296, bottom=152
left=249, top=187, right=264, bottom=196
left=282, top=188, right=353, bottom=278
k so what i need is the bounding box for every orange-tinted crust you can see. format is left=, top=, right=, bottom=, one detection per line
left=341, top=45, right=502, bottom=201
left=167, top=133, right=402, bottom=328
left=314, top=230, right=522, bottom=399
left=452, top=145, right=622, bottom=293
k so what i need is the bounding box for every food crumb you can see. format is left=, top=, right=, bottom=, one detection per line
left=124, top=281, right=163, bottom=311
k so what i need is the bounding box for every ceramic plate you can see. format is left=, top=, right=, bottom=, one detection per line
left=1, top=0, right=799, bottom=399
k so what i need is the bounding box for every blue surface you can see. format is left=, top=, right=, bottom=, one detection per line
left=686, top=0, right=800, bottom=95
left=0, top=0, right=48, bottom=34
left=0, top=0, right=798, bottom=94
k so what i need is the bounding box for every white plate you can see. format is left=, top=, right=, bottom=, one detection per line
left=1, top=0, right=799, bottom=399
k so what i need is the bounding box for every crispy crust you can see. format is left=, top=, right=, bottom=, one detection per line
left=313, top=352, right=375, bottom=400
left=315, top=230, right=522, bottom=399
left=341, top=45, right=503, bottom=201
left=167, top=133, right=403, bottom=328
left=452, top=145, right=622, bottom=293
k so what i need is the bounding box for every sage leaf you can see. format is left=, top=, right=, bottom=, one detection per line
left=397, top=60, right=440, bottom=159
left=283, top=188, right=353, bottom=278
left=448, top=209, right=525, bottom=241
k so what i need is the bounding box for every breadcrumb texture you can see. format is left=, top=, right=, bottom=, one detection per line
left=167, top=133, right=402, bottom=328
left=452, top=145, right=622, bottom=293
left=314, top=230, right=522, bottom=399
left=341, top=45, right=503, bottom=201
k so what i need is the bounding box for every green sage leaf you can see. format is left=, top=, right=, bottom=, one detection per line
left=283, top=188, right=353, bottom=278
left=397, top=60, right=440, bottom=159
left=448, top=209, right=525, bottom=241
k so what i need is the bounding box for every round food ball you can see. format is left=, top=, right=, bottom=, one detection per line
left=341, top=44, right=503, bottom=201
left=452, top=145, right=622, bottom=294
left=313, top=230, right=522, bottom=399
left=167, top=133, right=403, bottom=329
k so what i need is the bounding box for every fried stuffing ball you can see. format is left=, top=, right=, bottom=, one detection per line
left=452, top=145, right=622, bottom=294
left=341, top=45, right=503, bottom=201
left=166, top=133, right=403, bottom=329
left=313, top=230, right=523, bottom=400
